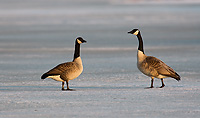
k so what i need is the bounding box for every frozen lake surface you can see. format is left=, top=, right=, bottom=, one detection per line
left=0, top=0, right=200, bottom=118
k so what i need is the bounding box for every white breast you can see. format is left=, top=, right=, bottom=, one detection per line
left=137, top=50, right=150, bottom=76
left=67, top=57, right=83, bottom=80
left=137, top=50, right=146, bottom=63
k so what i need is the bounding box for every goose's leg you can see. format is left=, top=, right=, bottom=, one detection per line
left=160, top=78, right=165, bottom=88
left=145, top=77, right=154, bottom=89
left=62, top=81, right=71, bottom=91
left=61, top=82, right=65, bottom=90
left=66, top=81, right=70, bottom=90
left=65, top=81, right=75, bottom=91
left=150, top=77, right=154, bottom=88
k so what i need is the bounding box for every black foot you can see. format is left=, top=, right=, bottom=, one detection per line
left=159, top=85, right=165, bottom=88
left=62, top=88, right=76, bottom=91
left=145, top=86, right=154, bottom=89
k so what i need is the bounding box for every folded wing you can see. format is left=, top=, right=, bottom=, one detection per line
left=146, top=56, right=180, bottom=81
left=41, top=62, right=75, bottom=79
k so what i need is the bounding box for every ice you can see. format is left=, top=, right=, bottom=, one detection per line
left=1, top=46, right=200, bottom=118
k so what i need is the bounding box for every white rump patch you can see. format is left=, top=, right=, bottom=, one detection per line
left=47, top=75, right=64, bottom=82
left=157, top=75, right=168, bottom=79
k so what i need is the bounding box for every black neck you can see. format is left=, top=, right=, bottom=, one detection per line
left=73, top=41, right=80, bottom=60
left=137, top=32, right=144, bottom=53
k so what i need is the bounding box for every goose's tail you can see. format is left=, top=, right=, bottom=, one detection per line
left=41, top=73, right=48, bottom=79
left=173, top=72, right=181, bottom=81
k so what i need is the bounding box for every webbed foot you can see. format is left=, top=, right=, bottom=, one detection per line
left=62, top=88, right=76, bottom=91
left=159, top=85, right=165, bottom=88
left=145, top=86, right=154, bottom=89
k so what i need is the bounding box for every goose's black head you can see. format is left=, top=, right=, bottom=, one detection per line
left=76, top=37, right=87, bottom=44
left=128, top=29, right=140, bottom=35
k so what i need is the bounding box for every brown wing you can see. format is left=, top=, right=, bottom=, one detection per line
left=146, top=56, right=180, bottom=80
left=41, top=62, right=75, bottom=79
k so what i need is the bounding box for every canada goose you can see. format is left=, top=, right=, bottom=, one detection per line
left=41, top=37, right=86, bottom=91
left=128, top=29, right=180, bottom=88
